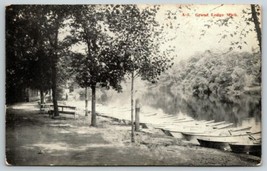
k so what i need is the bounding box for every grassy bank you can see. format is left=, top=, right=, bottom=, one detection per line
left=5, top=102, right=261, bottom=166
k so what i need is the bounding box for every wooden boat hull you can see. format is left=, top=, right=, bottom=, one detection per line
left=169, top=132, right=183, bottom=139
left=206, top=121, right=226, bottom=127
left=181, top=127, right=255, bottom=143
left=229, top=143, right=261, bottom=156
left=197, top=132, right=261, bottom=151
left=197, top=138, right=234, bottom=151
left=182, top=132, right=203, bottom=142
left=160, top=129, right=174, bottom=137
left=181, top=130, right=232, bottom=143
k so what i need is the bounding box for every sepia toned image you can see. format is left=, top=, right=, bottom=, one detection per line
left=5, top=4, right=261, bottom=166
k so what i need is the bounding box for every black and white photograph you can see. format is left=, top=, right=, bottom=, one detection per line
left=5, top=4, right=261, bottom=166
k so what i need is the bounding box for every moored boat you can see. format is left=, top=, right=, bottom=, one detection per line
left=196, top=120, right=215, bottom=125
left=206, top=121, right=226, bottom=127
left=162, top=120, right=221, bottom=131
left=197, top=138, right=233, bottom=151
left=143, top=112, right=157, bottom=116
left=229, top=142, right=261, bottom=156
left=212, top=123, right=234, bottom=129
left=169, top=131, right=183, bottom=139
left=181, top=126, right=253, bottom=143
left=229, top=126, right=252, bottom=133
left=197, top=131, right=261, bottom=150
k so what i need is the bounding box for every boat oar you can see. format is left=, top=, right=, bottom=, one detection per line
left=228, top=130, right=232, bottom=136
left=247, top=132, right=257, bottom=141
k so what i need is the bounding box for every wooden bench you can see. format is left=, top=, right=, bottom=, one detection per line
left=48, top=105, right=77, bottom=119
left=38, top=102, right=51, bottom=114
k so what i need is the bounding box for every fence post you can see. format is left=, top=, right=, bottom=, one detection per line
left=135, top=99, right=140, bottom=131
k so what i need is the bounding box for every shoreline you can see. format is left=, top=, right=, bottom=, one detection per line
left=5, top=102, right=261, bottom=166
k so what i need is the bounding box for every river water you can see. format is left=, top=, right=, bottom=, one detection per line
left=140, top=85, right=261, bottom=129
left=74, top=82, right=261, bottom=131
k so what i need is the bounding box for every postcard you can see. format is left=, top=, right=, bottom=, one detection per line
left=5, top=4, right=261, bottom=166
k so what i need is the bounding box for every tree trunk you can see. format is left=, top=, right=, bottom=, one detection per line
left=131, top=71, right=135, bottom=142
left=40, top=89, right=44, bottom=104
left=51, top=58, right=59, bottom=117
left=135, top=98, right=140, bottom=131
left=251, top=4, right=262, bottom=52
left=51, top=21, right=59, bottom=117
left=85, top=86, right=88, bottom=116
left=91, top=84, right=97, bottom=127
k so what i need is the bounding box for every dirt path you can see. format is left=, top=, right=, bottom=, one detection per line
left=5, top=103, right=261, bottom=166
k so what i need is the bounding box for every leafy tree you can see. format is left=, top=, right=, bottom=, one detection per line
left=6, top=5, right=71, bottom=117
left=68, top=5, right=132, bottom=126
left=6, top=6, right=30, bottom=103
left=163, top=51, right=261, bottom=96
left=6, top=6, right=53, bottom=103
left=40, top=6, right=72, bottom=117
left=106, top=5, right=174, bottom=142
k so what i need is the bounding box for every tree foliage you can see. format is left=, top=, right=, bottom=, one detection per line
left=67, top=5, right=134, bottom=126
left=6, top=5, right=71, bottom=110
left=200, top=4, right=261, bottom=52
left=68, top=6, right=131, bottom=91
left=162, top=50, right=261, bottom=96
left=6, top=6, right=53, bottom=103
left=6, top=5, right=174, bottom=126
left=106, top=5, right=174, bottom=81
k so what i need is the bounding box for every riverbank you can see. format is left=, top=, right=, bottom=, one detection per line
left=6, top=102, right=261, bottom=166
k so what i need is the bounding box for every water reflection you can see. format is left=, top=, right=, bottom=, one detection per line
left=141, top=85, right=261, bottom=126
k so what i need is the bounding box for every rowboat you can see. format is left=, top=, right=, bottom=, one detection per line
left=160, top=115, right=179, bottom=119
left=181, top=126, right=252, bottom=143
left=228, top=126, right=252, bottom=134
left=169, top=131, right=183, bottom=139
left=206, top=121, right=226, bottom=127
left=196, top=120, right=215, bottom=125
left=155, top=122, right=208, bottom=132
left=197, top=132, right=261, bottom=150
left=161, top=119, right=217, bottom=129
left=152, top=118, right=196, bottom=127
left=212, top=123, right=234, bottom=129
left=160, top=129, right=174, bottom=137
left=141, top=116, right=174, bottom=125
left=229, top=141, right=261, bottom=156
left=159, top=121, right=231, bottom=138
left=172, top=119, right=195, bottom=123
left=143, top=112, right=158, bottom=116
left=197, top=138, right=233, bottom=150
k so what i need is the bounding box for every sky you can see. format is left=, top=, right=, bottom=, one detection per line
left=153, top=4, right=260, bottom=63
left=59, top=4, right=260, bottom=64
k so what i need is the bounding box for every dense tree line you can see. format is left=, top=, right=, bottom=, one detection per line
left=162, top=50, right=261, bottom=96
